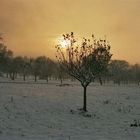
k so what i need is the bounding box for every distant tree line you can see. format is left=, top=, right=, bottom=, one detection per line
left=108, top=60, right=140, bottom=85
left=0, top=39, right=140, bottom=85
left=0, top=41, right=68, bottom=83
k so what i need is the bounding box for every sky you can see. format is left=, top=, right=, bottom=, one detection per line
left=0, top=0, right=140, bottom=64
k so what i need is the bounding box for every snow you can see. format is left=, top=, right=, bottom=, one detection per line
left=0, top=78, right=140, bottom=140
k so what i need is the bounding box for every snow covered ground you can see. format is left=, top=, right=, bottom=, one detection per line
left=0, top=78, right=140, bottom=140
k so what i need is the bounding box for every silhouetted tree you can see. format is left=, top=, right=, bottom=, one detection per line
left=0, top=40, right=13, bottom=77
left=8, top=56, right=24, bottom=80
left=109, top=60, right=130, bottom=85
left=31, top=57, right=41, bottom=82
left=39, top=57, right=54, bottom=82
left=20, top=57, right=31, bottom=81
left=31, top=56, right=54, bottom=82
left=131, top=64, right=140, bottom=85
left=56, top=32, right=112, bottom=111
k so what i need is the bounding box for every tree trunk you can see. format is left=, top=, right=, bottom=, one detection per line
left=83, top=86, right=87, bottom=112
left=23, top=74, right=26, bottom=81
left=15, top=72, right=17, bottom=79
left=60, top=78, right=63, bottom=84
left=46, top=76, right=48, bottom=83
left=34, top=75, right=37, bottom=82
left=11, top=73, right=15, bottom=80
left=99, top=77, right=103, bottom=85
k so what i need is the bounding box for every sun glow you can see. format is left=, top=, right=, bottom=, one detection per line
left=58, top=38, right=71, bottom=48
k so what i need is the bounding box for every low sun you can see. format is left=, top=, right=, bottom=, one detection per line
left=58, top=38, right=71, bottom=48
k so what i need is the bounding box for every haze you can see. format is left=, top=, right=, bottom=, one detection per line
left=0, top=0, right=140, bottom=63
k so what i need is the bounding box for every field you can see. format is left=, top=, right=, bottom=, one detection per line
left=0, top=78, right=140, bottom=140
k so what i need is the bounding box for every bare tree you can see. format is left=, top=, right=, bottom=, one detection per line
left=56, top=32, right=112, bottom=111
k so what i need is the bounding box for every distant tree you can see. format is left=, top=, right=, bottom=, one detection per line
left=0, top=40, right=13, bottom=76
left=56, top=32, right=112, bottom=111
left=39, top=57, right=54, bottom=82
left=109, top=60, right=130, bottom=85
left=20, top=57, right=31, bottom=81
left=57, top=64, right=67, bottom=84
left=131, top=64, right=140, bottom=85
left=4, top=50, right=13, bottom=77
left=31, top=56, right=54, bottom=82
left=8, top=56, right=24, bottom=80
left=31, top=57, right=42, bottom=82
left=0, top=43, right=7, bottom=72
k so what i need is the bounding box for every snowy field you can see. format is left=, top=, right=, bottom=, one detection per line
left=0, top=78, right=140, bottom=140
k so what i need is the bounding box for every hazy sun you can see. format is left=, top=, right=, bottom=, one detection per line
left=58, top=38, right=71, bottom=48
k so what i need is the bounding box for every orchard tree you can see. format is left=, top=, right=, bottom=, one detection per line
left=9, top=56, right=24, bottom=80
left=56, top=32, right=112, bottom=111
left=0, top=39, right=13, bottom=76
left=31, top=57, right=43, bottom=82
left=131, top=64, right=140, bottom=85
left=109, top=60, right=130, bottom=85
left=31, top=56, right=54, bottom=82
left=20, top=57, right=31, bottom=81
left=39, top=57, right=55, bottom=82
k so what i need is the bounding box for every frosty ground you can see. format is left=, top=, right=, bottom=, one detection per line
left=0, top=78, right=140, bottom=140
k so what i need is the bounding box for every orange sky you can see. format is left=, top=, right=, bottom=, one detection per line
left=0, top=0, right=140, bottom=64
